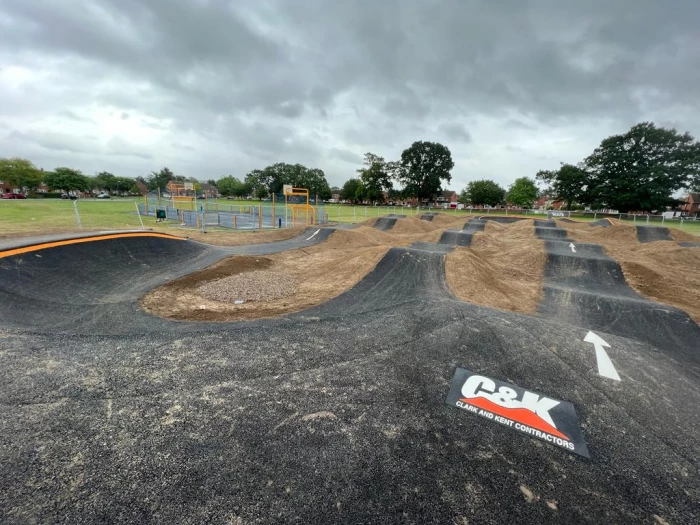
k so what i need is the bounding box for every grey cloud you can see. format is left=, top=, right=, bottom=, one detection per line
left=439, top=123, right=472, bottom=143
left=1, top=0, right=699, bottom=186
left=329, top=148, right=362, bottom=165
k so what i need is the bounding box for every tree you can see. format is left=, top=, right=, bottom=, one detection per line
left=218, top=176, right=251, bottom=198
left=506, top=177, right=539, bottom=208
left=146, top=167, right=174, bottom=190
left=340, top=178, right=364, bottom=204
left=584, top=122, right=700, bottom=212
left=394, top=141, right=454, bottom=203
left=536, top=164, right=591, bottom=210
left=44, top=167, right=89, bottom=194
left=244, top=169, right=270, bottom=200
left=464, top=180, right=505, bottom=206
left=206, top=179, right=217, bottom=188
left=0, top=158, right=43, bottom=193
left=357, top=152, right=393, bottom=204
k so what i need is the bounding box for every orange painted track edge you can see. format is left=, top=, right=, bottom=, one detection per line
left=0, top=232, right=186, bottom=259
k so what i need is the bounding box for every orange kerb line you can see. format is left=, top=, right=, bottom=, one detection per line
left=0, top=232, right=186, bottom=259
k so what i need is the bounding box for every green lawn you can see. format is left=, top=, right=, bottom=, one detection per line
left=1, top=198, right=698, bottom=237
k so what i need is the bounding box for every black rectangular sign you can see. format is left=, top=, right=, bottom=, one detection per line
left=446, top=368, right=589, bottom=458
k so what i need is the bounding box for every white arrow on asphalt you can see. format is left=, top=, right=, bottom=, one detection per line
left=569, top=242, right=577, bottom=253
left=305, top=229, right=320, bottom=241
left=584, top=331, right=620, bottom=381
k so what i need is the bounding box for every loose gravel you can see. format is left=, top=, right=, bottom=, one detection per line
left=197, top=270, right=298, bottom=303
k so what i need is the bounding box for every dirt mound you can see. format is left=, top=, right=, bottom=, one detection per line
left=445, top=226, right=545, bottom=314
left=569, top=223, right=638, bottom=243
left=608, top=242, right=700, bottom=323
left=390, top=216, right=443, bottom=234
left=669, top=228, right=699, bottom=242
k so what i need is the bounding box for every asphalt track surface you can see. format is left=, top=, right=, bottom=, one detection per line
left=1, top=226, right=699, bottom=524
left=636, top=225, right=673, bottom=243
left=438, top=218, right=487, bottom=247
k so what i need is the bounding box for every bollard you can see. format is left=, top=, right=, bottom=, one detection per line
left=278, top=217, right=282, bottom=228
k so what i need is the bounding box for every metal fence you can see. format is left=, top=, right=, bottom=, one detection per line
left=323, top=205, right=697, bottom=230
left=137, top=203, right=328, bottom=230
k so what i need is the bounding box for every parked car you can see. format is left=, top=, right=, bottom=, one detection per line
left=2, top=192, right=26, bottom=199
left=61, top=194, right=78, bottom=200
left=97, top=193, right=111, bottom=199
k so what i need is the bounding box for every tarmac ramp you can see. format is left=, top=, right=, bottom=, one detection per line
left=636, top=225, right=673, bottom=243
left=438, top=218, right=487, bottom=247
left=1, top=229, right=700, bottom=523
left=373, top=217, right=398, bottom=231
left=536, top=224, right=700, bottom=361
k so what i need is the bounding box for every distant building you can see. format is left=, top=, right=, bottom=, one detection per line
left=200, top=183, right=218, bottom=199
left=436, top=190, right=458, bottom=207
left=535, top=196, right=564, bottom=210
left=135, top=180, right=148, bottom=195
left=680, top=193, right=700, bottom=218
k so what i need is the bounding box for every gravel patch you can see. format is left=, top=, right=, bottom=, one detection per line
left=197, top=270, right=298, bottom=303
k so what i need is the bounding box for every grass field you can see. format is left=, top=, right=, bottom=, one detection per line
left=1, top=198, right=699, bottom=237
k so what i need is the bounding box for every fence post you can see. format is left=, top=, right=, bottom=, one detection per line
left=353, top=207, right=356, bottom=222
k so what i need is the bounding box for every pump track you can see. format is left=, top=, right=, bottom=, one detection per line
left=0, top=220, right=699, bottom=524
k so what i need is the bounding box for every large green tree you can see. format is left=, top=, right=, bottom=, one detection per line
left=245, top=163, right=332, bottom=201
left=0, top=158, right=43, bottom=193
left=44, top=167, right=89, bottom=194
left=244, top=169, right=271, bottom=200
left=218, top=176, right=251, bottom=198
left=357, top=152, right=393, bottom=204
left=506, top=177, right=539, bottom=208
left=536, top=164, right=591, bottom=210
left=394, top=141, right=454, bottom=203
left=463, top=179, right=505, bottom=206
left=340, top=178, right=364, bottom=204
left=584, top=122, right=700, bottom=212
left=146, top=167, right=174, bottom=190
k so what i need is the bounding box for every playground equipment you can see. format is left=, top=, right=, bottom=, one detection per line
left=284, top=186, right=316, bottom=227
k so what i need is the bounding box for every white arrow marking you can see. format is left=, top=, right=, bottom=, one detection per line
left=569, top=242, right=576, bottom=253
left=305, top=229, right=320, bottom=241
left=584, top=331, right=620, bottom=381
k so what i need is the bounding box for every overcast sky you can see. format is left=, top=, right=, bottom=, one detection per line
left=1, top=0, right=699, bottom=191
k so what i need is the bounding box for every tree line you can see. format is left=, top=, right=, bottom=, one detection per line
left=4, top=122, right=698, bottom=210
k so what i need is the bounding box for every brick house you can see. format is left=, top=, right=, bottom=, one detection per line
left=436, top=190, right=458, bottom=207
left=535, top=196, right=564, bottom=210
left=0, top=179, right=18, bottom=195
left=200, top=183, right=218, bottom=199
left=680, top=193, right=700, bottom=218
left=135, top=180, right=148, bottom=196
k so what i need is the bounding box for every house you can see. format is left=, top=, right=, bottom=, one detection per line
left=680, top=193, right=700, bottom=218
left=0, top=179, right=19, bottom=195
left=330, top=187, right=341, bottom=201
left=135, top=180, right=148, bottom=196
left=535, top=196, right=565, bottom=210
left=200, top=183, right=218, bottom=199
left=436, top=190, right=458, bottom=208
